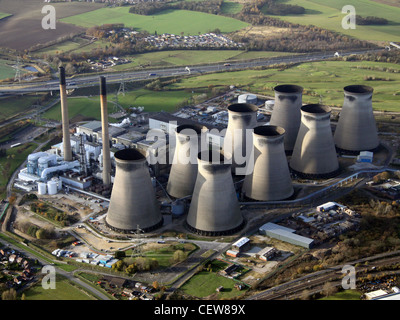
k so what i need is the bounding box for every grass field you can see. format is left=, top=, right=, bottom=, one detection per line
left=111, top=50, right=295, bottom=71
left=61, top=7, right=249, bottom=35
left=180, top=270, right=247, bottom=299
left=167, top=60, right=400, bottom=111
left=319, top=289, right=362, bottom=300
left=0, top=142, right=38, bottom=198
left=263, top=0, right=400, bottom=42
left=24, top=274, right=96, bottom=300
left=0, top=12, right=11, bottom=20
left=41, top=89, right=194, bottom=122
left=0, top=95, right=42, bottom=121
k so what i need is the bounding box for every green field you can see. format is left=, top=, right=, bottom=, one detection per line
left=0, top=59, right=23, bottom=80
left=180, top=270, right=247, bottom=299
left=24, top=274, right=96, bottom=300
left=263, top=0, right=400, bottom=42
left=0, top=142, right=38, bottom=198
left=167, top=60, right=400, bottom=111
left=42, top=89, right=194, bottom=122
left=112, top=50, right=295, bottom=71
left=0, top=12, right=11, bottom=20
left=0, top=95, right=43, bottom=121
left=61, top=7, right=248, bottom=35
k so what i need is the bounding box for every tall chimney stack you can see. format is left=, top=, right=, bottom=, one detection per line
left=59, top=67, right=72, bottom=162
left=100, top=76, right=111, bottom=186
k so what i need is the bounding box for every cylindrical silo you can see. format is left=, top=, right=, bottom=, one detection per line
left=242, top=126, right=293, bottom=201
left=106, top=148, right=163, bottom=232
left=38, top=182, right=47, bottom=195
left=47, top=180, right=58, bottom=195
left=167, top=124, right=206, bottom=199
left=334, top=85, right=379, bottom=152
left=269, top=84, right=303, bottom=152
left=186, top=150, right=245, bottom=236
left=289, top=104, right=339, bottom=178
left=224, top=103, right=258, bottom=175
left=238, top=93, right=257, bottom=105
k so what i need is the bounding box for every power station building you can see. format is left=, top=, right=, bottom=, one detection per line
left=269, top=84, right=303, bottom=152
left=290, top=104, right=339, bottom=179
left=186, top=150, right=245, bottom=236
left=242, top=125, right=293, bottom=201
left=334, top=85, right=379, bottom=152
left=106, top=148, right=163, bottom=233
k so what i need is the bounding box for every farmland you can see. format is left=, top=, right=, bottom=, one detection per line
left=61, top=7, right=249, bottom=35
left=0, top=0, right=104, bottom=50
left=262, top=0, right=400, bottom=43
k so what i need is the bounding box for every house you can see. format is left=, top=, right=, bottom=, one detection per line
left=257, top=247, right=278, bottom=262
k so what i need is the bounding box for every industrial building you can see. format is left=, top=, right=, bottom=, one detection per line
left=167, top=124, right=206, bottom=199
left=269, top=84, right=303, bottom=152
left=186, top=150, right=245, bottom=236
left=242, top=125, right=293, bottom=201
left=106, top=148, right=163, bottom=233
left=259, top=222, right=314, bottom=249
left=334, top=85, right=379, bottom=153
left=289, top=104, right=339, bottom=178
left=224, top=103, right=258, bottom=174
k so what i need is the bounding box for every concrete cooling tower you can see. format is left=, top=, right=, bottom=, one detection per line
left=269, top=84, right=303, bottom=152
left=59, top=67, right=72, bottom=162
left=242, top=126, right=293, bottom=201
left=225, top=103, right=258, bottom=174
left=289, top=104, right=339, bottom=179
left=334, top=85, right=379, bottom=153
left=106, top=148, right=163, bottom=233
left=186, top=150, right=245, bottom=236
left=167, top=124, right=206, bottom=199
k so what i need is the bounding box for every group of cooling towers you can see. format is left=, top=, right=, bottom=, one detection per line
left=105, top=82, right=380, bottom=237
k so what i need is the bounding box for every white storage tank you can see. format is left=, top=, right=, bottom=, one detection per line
left=38, top=182, right=47, bottom=195
left=238, top=93, right=257, bottom=105
left=47, top=180, right=58, bottom=195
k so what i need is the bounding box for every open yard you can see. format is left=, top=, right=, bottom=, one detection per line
left=61, top=7, right=249, bottom=35
left=263, top=0, right=400, bottom=43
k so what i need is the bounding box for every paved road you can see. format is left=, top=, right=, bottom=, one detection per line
left=0, top=48, right=383, bottom=94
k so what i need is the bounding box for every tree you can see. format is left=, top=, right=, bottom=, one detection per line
left=322, top=282, right=338, bottom=297
left=2, top=288, right=17, bottom=300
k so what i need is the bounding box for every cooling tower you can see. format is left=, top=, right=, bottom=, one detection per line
left=334, top=85, right=379, bottom=152
left=289, top=104, right=339, bottom=178
left=225, top=103, right=258, bottom=174
left=242, top=126, right=293, bottom=201
left=106, top=148, right=163, bottom=232
left=269, top=84, right=303, bottom=152
left=100, top=76, right=111, bottom=186
left=186, top=150, right=245, bottom=236
left=59, top=67, right=72, bottom=162
left=166, top=124, right=206, bottom=199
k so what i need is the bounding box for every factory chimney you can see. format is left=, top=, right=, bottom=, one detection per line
left=167, top=124, right=206, bottom=199
left=224, top=103, right=258, bottom=175
left=333, top=85, right=379, bottom=152
left=242, top=125, right=293, bottom=201
left=100, top=76, right=111, bottom=186
left=269, top=84, right=303, bottom=152
left=186, top=150, right=245, bottom=236
left=59, top=66, right=72, bottom=161
left=289, top=104, right=339, bottom=178
left=106, top=148, right=163, bottom=232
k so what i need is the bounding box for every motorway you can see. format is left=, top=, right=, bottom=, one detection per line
left=0, top=48, right=383, bottom=94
